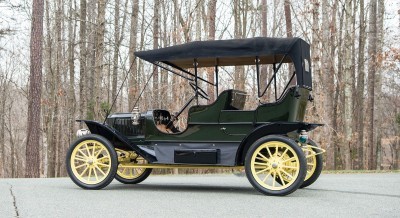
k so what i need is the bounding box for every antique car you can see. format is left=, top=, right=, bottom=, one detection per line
left=66, top=37, right=325, bottom=196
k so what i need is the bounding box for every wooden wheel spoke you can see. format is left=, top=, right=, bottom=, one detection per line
left=277, top=171, right=286, bottom=186
left=80, top=166, right=89, bottom=177
left=95, top=147, right=105, bottom=157
left=97, top=162, right=110, bottom=167
left=254, top=161, right=269, bottom=166
left=281, top=169, right=294, bottom=179
left=281, top=165, right=298, bottom=169
left=262, top=171, right=272, bottom=182
left=97, top=156, right=109, bottom=162
left=75, top=163, right=87, bottom=169
left=275, top=144, right=279, bottom=157
left=281, top=148, right=289, bottom=157
left=92, top=144, right=97, bottom=156
left=85, top=144, right=91, bottom=155
left=255, top=167, right=271, bottom=175
left=255, top=156, right=269, bottom=163
left=272, top=172, right=277, bottom=187
left=266, top=147, right=273, bottom=157
left=78, top=149, right=88, bottom=158
left=93, top=167, right=99, bottom=181
left=87, top=167, right=92, bottom=180
left=74, top=156, right=86, bottom=162
left=95, top=165, right=106, bottom=176
left=282, top=157, right=296, bottom=163
left=121, top=167, right=127, bottom=175
left=257, top=152, right=270, bottom=161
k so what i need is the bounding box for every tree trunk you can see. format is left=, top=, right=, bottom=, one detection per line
left=343, top=0, right=353, bottom=170
left=79, top=0, right=87, bottom=121
left=0, top=75, right=6, bottom=177
left=153, top=0, right=160, bottom=108
left=128, top=0, right=139, bottom=110
left=375, top=0, right=385, bottom=170
left=355, top=0, right=365, bottom=170
left=321, top=0, right=334, bottom=170
left=367, top=0, right=377, bottom=170
left=26, top=0, right=44, bottom=178
left=48, top=0, right=62, bottom=178
left=233, top=0, right=245, bottom=91
left=94, top=0, right=107, bottom=120
left=284, top=0, right=292, bottom=37
left=206, top=0, right=216, bottom=103
left=284, top=0, right=295, bottom=85
left=111, top=0, right=121, bottom=103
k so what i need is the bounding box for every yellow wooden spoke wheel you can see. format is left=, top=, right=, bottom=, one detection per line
left=115, top=150, right=152, bottom=184
left=273, top=140, right=323, bottom=188
left=245, top=135, right=306, bottom=196
left=66, top=135, right=117, bottom=189
left=299, top=139, right=323, bottom=188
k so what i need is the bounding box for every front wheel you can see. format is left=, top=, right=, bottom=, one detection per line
left=66, top=134, right=118, bottom=189
left=245, top=135, right=307, bottom=196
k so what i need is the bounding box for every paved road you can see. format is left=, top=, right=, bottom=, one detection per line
left=0, top=173, right=399, bottom=218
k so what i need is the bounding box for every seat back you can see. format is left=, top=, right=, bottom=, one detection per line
left=188, top=90, right=245, bottom=123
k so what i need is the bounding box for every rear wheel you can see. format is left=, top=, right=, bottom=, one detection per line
left=300, top=140, right=323, bottom=188
left=245, top=135, right=306, bottom=196
left=66, top=134, right=118, bottom=189
left=115, top=149, right=152, bottom=184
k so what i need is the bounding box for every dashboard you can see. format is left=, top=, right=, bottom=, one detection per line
left=153, top=110, right=172, bottom=125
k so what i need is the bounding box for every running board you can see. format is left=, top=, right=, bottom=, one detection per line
left=119, top=163, right=244, bottom=169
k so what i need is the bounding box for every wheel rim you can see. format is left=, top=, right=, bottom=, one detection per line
left=303, top=146, right=317, bottom=181
left=117, top=156, right=148, bottom=180
left=70, top=140, right=112, bottom=185
left=250, top=141, right=301, bottom=191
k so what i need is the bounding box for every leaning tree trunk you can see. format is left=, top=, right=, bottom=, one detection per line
left=26, top=0, right=44, bottom=178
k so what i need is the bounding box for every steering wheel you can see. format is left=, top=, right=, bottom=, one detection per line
left=189, top=82, right=210, bottom=100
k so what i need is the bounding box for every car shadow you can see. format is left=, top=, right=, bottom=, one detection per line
left=305, top=188, right=400, bottom=198
left=107, top=183, right=258, bottom=195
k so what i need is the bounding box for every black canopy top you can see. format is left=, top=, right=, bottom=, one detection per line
left=135, top=37, right=312, bottom=89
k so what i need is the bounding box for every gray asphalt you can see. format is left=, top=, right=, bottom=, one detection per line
left=0, top=173, right=399, bottom=218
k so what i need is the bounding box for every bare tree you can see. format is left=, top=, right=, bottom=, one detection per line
left=355, top=0, right=366, bottom=170
left=26, top=0, right=44, bottom=178
left=128, top=0, right=140, bottom=110
left=153, top=0, right=160, bottom=108
left=343, top=0, right=353, bottom=170
left=79, top=0, right=87, bottom=121
left=367, top=0, right=377, bottom=170
left=206, top=0, right=216, bottom=103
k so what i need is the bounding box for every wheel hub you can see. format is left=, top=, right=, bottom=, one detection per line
left=272, top=163, right=278, bottom=169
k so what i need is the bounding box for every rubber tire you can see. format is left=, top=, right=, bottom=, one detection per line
left=245, top=135, right=307, bottom=196
left=299, top=139, right=323, bottom=188
left=115, top=168, right=152, bottom=184
left=66, top=134, right=118, bottom=190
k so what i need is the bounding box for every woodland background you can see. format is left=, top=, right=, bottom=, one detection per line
left=0, top=0, right=399, bottom=178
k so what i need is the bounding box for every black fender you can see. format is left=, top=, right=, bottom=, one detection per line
left=235, top=122, right=322, bottom=165
left=77, top=120, right=156, bottom=162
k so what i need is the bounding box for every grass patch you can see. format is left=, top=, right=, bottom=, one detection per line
left=322, top=170, right=400, bottom=174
